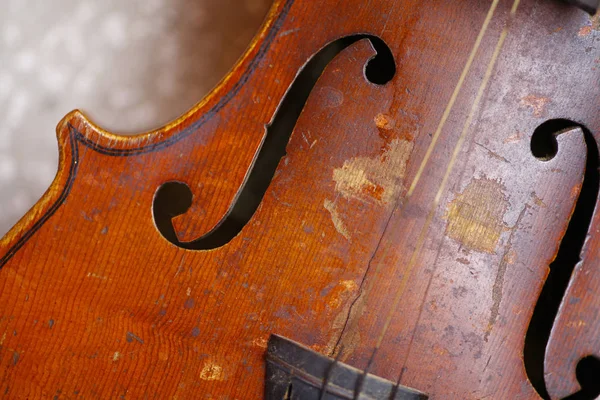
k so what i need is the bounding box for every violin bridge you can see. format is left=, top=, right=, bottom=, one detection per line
left=264, top=335, right=428, bottom=400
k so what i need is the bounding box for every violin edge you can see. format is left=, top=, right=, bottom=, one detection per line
left=0, top=112, right=79, bottom=266
left=44, top=0, right=290, bottom=153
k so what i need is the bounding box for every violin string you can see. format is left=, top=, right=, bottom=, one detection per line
left=406, top=0, right=501, bottom=198
left=352, top=345, right=379, bottom=399
left=319, top=344, right=344, bottom=400
left=333, top=0, right=503, bottom=369
left=335, top=0, right=501, bottom=360
left=372, top=0, right=522, bottom=376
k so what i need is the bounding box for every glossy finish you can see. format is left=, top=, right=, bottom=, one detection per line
left=0, top=0, right=599, bottom=398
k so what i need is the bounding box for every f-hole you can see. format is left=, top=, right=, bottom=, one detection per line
left=524, top=119, right=600, bottom=400
left=153, top=35, right=395, bottom=250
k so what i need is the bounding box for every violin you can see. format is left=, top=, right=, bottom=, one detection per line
left=0, top=0, right=599, bottom=398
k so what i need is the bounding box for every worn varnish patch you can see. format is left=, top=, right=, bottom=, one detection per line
left=324, top=200, right=351, bottom=241
left=520, top=94, right=550, bottom=118
left=374, top=113, right=395, bottom=130
left=445, top=178, right=509, bottom=254
left=531, top=192, right=547, bottom=208
left=332, top=290, right=367, bottom=361
left=312, top=280, right=361, bottom=356
left=316, top=86, right=344, bottom=108
left=325, top=280, right=359, bottom=309
left=200, top=361, right=224, bottom=381
left=578, top=13, right=600, bottom=37
left=333, top=139, right=413, bottom=205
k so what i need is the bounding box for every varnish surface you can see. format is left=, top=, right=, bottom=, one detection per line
left=0, top=0, right=599, bottom=398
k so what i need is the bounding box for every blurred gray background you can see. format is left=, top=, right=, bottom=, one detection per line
left=0, top=0, right=272, bottom=237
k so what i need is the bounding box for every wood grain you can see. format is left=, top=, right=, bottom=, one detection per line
left=0, top=0, right=599, bottom=398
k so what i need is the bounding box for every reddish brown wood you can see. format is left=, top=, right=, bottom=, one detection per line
left=545, top=204, right=600, bottom=399
left=0, top=0, right=599, bottom=398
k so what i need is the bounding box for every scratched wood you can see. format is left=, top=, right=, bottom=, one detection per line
left=0, top=0, right=599, bottom=398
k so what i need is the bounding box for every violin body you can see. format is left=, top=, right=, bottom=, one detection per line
left=0, top=0, right=599, bottom=398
